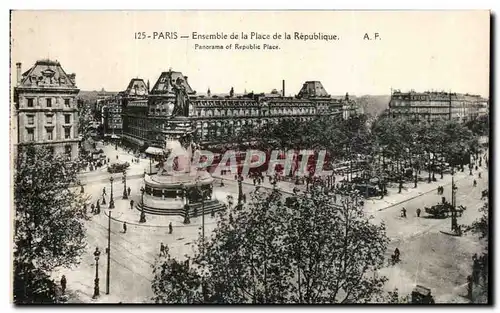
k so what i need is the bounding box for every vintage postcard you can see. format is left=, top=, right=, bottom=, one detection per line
left=10, top=10, right=490, bottom=304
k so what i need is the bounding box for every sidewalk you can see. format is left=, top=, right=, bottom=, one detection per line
left=365, top=169, right=474, bottom=213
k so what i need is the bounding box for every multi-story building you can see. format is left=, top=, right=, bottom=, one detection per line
left=119, top=70, right=359, bottom=150
left=389, top=89, right=489, bottom=122
left=13, top=59, right=80, bottom=159
left=121, top=78, right=150, bottom=148
left=101, top=95, right=123, bottom=137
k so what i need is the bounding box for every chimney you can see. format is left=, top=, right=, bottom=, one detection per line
left=184, top=76, right=188, bottom=83
left=282, top=79, right=285, bottom=97
left=16, top=62, right=21, bottom=85
left=68, top=73, right=76, bottom=84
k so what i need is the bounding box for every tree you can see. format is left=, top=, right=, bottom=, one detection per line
left=151, top=188, right=389, bottom=303
left=13, top=145, right=90, bottom=303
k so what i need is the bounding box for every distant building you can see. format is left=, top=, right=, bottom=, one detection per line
left=115, top=70, right=359, bottom=150
left=389, top=89, right=489, bottom=122
left=13, top=59, right=80, bottom=159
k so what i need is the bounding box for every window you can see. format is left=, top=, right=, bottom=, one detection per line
left=27, top=115, right=34, bottom=125
left=46, top=98, right=52, bottom=107
left=64, top=127, right=71, bottom=139
left=47, top=129, right=53, bottom=140
left=46, top=115, right=53, bottom=124
left=27, top=98, right=34, bottom=108
left=64, top=114, right=71, bottom=124
left=64, top=99, right=70, bottom=107
left=26, top=128, right=34, bottom=141
left=65, top=145, right=72, bottom=157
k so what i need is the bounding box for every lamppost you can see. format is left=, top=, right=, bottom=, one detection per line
left=140, top=186, right=145, bottom=206
left=237, top=175, right=243, bottom=205
left=92, top=247, right=101, bottom=299
left=122, top=171, right=128, bottom=200
left=106, top=211, right=111, bottom=295
left=109, top=177, right=115, bottom=209
left=196, top=181, right=206, bottom=247
left=451, top=167, right=458, bottom=231
left=139, top=187, right=146, bottom=223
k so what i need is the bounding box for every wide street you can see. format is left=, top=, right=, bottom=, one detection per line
left=55, top=142, right=488, bottom=303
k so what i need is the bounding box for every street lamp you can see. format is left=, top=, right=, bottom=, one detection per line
left=451, top=167, right=458, bottom=232
left=122, top=171, right=128, bottom=200
left=140, top=187, right=146, bottom=223
left=109, top=176, right=115, bottom=209
left=92, top=247, right=101, bottom=299
left=237, top=175, right=243, bottom=205
left=106, top=211, right=111, bottom=295
left=196, top=181, right=207, bottom=247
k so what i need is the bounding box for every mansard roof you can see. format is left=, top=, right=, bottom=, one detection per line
left=125, top=78, right=148, bottom=96
left=18, top=59, right=78, bottom=89
left=150, top=70, right=195, bottom=95
left=297, top=81, right=330, bottom=98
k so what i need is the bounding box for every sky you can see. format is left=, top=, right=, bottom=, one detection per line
left=10, top=10, right=490, bottom=97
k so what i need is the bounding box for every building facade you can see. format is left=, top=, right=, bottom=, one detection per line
left=13, top=60, right=80, bottom=159
left=119, top=70, right=359, bottom=150
left=389, top=90, right=489, bottom=122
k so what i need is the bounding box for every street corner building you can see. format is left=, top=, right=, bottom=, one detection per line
left=101, top=69, right=360, bottom=151
left=388, top=89, right=489, bottom=122
left=13, top=59, right=80, bottom=160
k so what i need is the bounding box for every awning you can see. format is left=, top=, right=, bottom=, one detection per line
left=145, top=147, right=165, bottom=156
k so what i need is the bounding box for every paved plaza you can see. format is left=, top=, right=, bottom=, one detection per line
left=55, top=142, right=488, bottom=303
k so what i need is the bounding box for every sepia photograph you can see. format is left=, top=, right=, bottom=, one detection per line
left=9, top=10, right=491, bottom=304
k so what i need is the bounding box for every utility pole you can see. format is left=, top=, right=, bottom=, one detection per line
left=106, top=210, right=111, bottom=295
left=451, top=168, right=458, bottom=232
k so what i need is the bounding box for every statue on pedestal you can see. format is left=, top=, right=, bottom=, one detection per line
left=171, top=76, right=190, bottom=117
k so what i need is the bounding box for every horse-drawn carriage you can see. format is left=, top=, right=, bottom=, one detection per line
left=424, top=202, right=466, bottom=218
left=107, top=161, right=130, bottom=173
left=481, top=189, right=489, bottom=199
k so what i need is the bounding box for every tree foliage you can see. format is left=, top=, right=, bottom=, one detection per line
left=13, top=145, right=90, bottom=303
left=151, top=188, right=389, bottom=303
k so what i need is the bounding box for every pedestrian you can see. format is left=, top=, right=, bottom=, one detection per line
left=80, top=185, right=84, bottom=194
left=60, top=275, right=67, bottom=295
left=478, top=172, right=482, bottom=179
left=169, top=222, right=173, bottom=234
left=116, top=155, right=118, bottom=160
left=107, top=157, right=110, bottom=163
left=394, top=248, right=400, bottom=261
left=127, top=186, right=131, bottom=196
left=103, top=187, right=107, bottom=196
left=475, top=165, right=478, bottom=171
left=401, top=207, right=407, bottom=218
left=467, top=275, right=473, bottom=299
left=416, top=208, right=421, bottom=217
left=473, top=180, right=477, bottom=187
left=160, top=242, right=165, bottom=256
left=91, top=203, right=95, bottom=214
left=130, top=199, right=134, bottom=210
left=123, top=222, right=127, bottom=233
